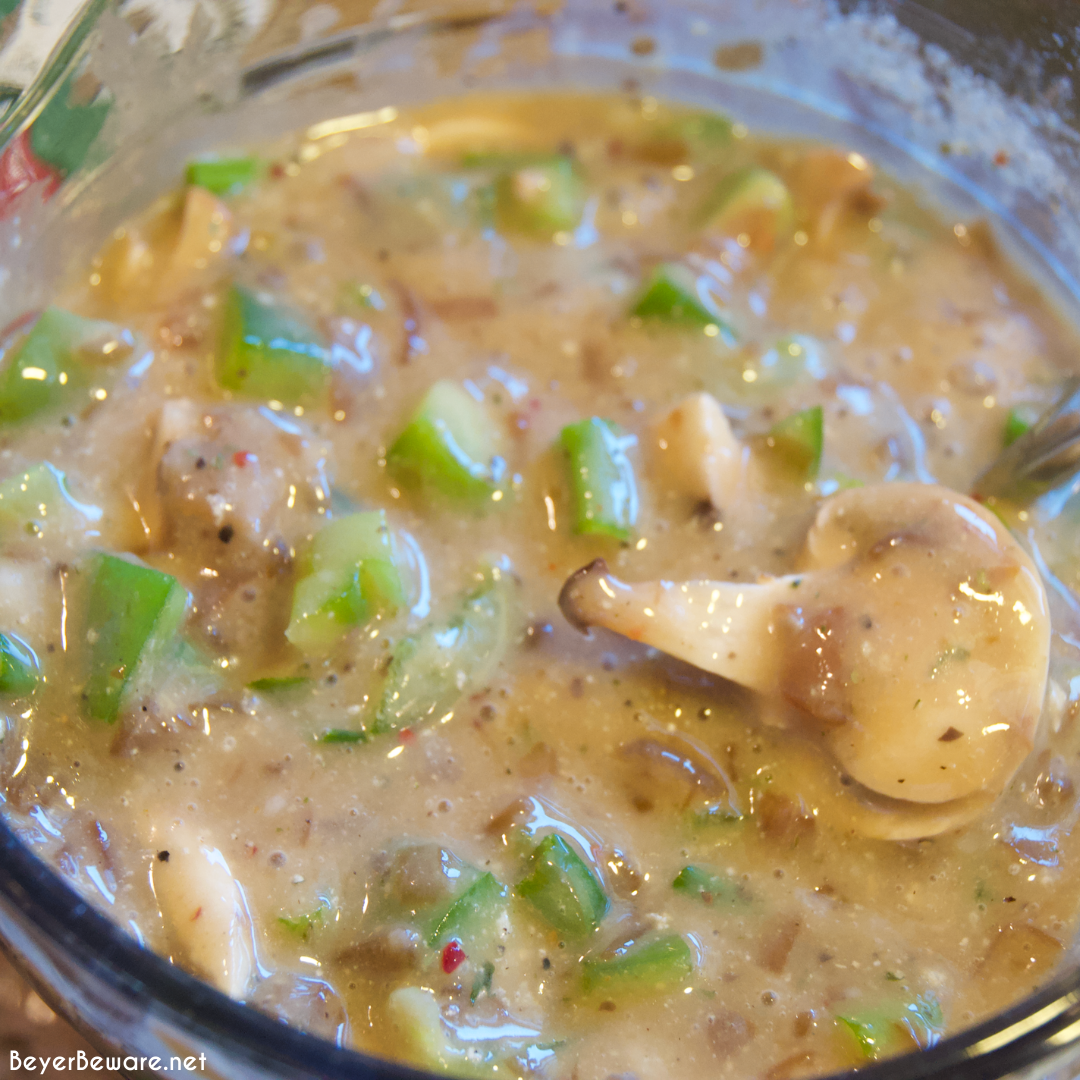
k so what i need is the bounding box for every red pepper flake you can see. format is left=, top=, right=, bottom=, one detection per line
left=269, top=162, right=286, bottom=179
left=442, top=940, right=466, bottom=973
left=994, top=150, right=1011, bottom=167
left=399, top=728, right=416, bottom=745
left=233, top=450, right=256, bottom=467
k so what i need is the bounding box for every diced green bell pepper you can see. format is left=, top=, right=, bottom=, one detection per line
left=1003, top=406, right=1037, bottom=447
left=560, top=418, right=638, bottom=541
left=740, top=335, right=825, bottom=394
left=320, top=728, right=368, bottom=744
left=427, top=871, right=508, bottom=948
left=689, top=802, right=745, bottom=831
left=837, top=1013, right=907, bottom=1060
left=0, top=633, right=38, bottom=696
left=339, top=281, right=386, bottom=312
left=186, top=156, right=262, bottom=196
left=631, top=263, right=738, bottom=343
left=471, top=960, right=496, bottom=1003
left=217, top=284, right=331, bottom=405
left=277, top=897, right=331, bottom=941
left=836, top=993, right=942, bottom=1060
left=768, top=405, right=824, bottom=479
left=581, top=934, right=694, bottom=998
left=0, top=308, right=123, bottom=425
left=82, top=554, right=189, bottom=723
left=374, top=563, right=512, bottom=735
left=518, top=834, right=608, bottom=937
left=671, top=112, right=733, bottom=149
left=286, top=511, right=409, bottom=651
left=387, top=380, right=506, bottom=504
left=0, top=462, right=102, bottom=542
left=701, top=166, right=794, bottom=250
left=247, top=675, right=311, bottom=693
left=493, top=156, right=583, bottom=235
left=672, top=864, right=745, bottom=906
left=29, top=69, right=110, bottom=178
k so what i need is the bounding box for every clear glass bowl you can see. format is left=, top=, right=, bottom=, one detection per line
left=2, top=2, right=1080, bottom=1077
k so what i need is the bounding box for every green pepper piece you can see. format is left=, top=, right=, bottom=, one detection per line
left=374, top=563, right=512, bottom=735
left=737, top=335, right=826, bottom=396
left=0, top=308, right=122, bottom=426
left=217, top=284, right=331, bottom=406
left=247, top=675, right=311, bottom=693
left=339, top=281, right=386, bottom=312
left=671, top=865, right=745, bottom=906
left=0, top=633, right=38, bottom=696
left=387, top=380, right=506, bottom=504
left=427, top=871, right=509, bottom=948
left=320, top=728, right=368, bottom=745
left=29, top=69, right=110, bottom=178
left=461, top=151, right=557, bottom=170
left=470, top=960, right=496, bottom=1003
left=836, top=993, right=942, bottom=1060
left=768, top=405, right=824, bottom=478
left=1003, top=406, right=1037, bottom=447
left=837, top=1013, right=907, bottom=1060
left=671, top=112, right=733, bottom=149
left=581, top=935, right=694, bottom=997
left=186, top=157, right=262, bottom=196
left=689, top=802, right=745, bottom=831
left=518, top=834, right=608, bottom=937
left=0, top=462, right=102, bottom=542
left=82, top=554, right=189, bottom=723
left=494, top=156, right=583, bottom=235
left=560, top=418, right=638, bottom=540
left=286, top=511, right=409, bottom=651
left=701, top=166, right=794, bottom=250
left=277, top=896, right=332, bottom=941
left=632, top=263, right=736, bottom=344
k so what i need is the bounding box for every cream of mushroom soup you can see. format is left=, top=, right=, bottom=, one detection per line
left=2, top=92, right=1080, bottom=1080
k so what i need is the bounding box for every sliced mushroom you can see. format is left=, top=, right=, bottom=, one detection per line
left=652, top=392, right=746, bottom=510
left=96, top=187, right=233, bottom=312
left=151, top=826, right=258, bottom=998
left=560, top=483, right=1050, bottom=834
left=132, top=398, right=201, bottom=546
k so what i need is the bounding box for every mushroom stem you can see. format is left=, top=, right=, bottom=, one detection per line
left=559, top=557, right=789, bottom=692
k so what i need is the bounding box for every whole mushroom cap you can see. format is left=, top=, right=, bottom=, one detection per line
left=560, top=483, right=1051, bottom=822
left=790, top=483, right=1050, bottom=804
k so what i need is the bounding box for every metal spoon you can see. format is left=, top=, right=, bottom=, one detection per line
left=973, top=376, right=1080, bottom=501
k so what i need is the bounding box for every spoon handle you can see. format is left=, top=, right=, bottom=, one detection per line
left=973, top=376, right=1080, bottom=501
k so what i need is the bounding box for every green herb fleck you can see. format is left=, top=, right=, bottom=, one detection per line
left=470, top=960, right=495, bottom=1003
left=321, top=728, right=368, bottom=744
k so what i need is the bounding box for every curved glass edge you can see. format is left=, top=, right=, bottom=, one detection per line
left=0, top=0, right=108, bottom=140
left=0, top=3, right=1077, bottom=1079
left=3, top=795, right=1080, bottom=1080
left=0, top=817, right=437, bottom=1080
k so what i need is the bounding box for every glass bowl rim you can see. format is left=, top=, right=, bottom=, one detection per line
left=1, top=4, right=1079, bottom=1078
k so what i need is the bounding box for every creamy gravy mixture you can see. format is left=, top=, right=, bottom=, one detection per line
left=2, top=93, right=1080, bottom=1080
